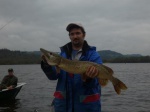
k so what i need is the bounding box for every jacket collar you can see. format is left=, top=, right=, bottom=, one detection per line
left=60, top=40, right=90, bottom=58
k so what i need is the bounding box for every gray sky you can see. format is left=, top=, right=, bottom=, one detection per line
left=0, top=0, right=150, bottom=55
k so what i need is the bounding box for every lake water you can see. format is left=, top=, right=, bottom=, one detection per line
left=0, top=63, right=150, bottom=112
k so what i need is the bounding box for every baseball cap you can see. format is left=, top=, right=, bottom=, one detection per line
left=8, top=68, right=13, bottom=72
left=66, top=23, right=85, bottom=32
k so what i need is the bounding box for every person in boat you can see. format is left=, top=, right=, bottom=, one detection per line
left=0, top=68, right=18, bottom=91
left=41, top=23, right=102, bottom=112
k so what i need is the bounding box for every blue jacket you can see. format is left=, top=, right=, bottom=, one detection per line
left=41, top=41, right=102, bottom=112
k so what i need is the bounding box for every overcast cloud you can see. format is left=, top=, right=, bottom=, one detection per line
left=0, top=0, right=150, bottom=55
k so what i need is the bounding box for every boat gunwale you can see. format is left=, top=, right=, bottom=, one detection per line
left=0, top=82, right=26, bottom=92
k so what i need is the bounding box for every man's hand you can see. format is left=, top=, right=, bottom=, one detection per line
left=41, top=54, right=47, bottom=63
left=42, top=54, right=60, bottom=74
left=85, top=66, right=99, bottom=78
left=81, top=66, right=99, bottom=82
left=55, top=65, right=60, bottom=74
left=7, top=86, right=13, bottom=90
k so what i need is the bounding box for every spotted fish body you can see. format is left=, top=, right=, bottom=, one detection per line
left=40, top=48, right=127, bottom=95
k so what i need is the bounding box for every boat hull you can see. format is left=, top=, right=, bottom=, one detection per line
left=0, top=83, right=26, bottom=101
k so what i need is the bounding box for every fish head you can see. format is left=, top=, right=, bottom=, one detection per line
left=40, top=48, right=61, bottom=66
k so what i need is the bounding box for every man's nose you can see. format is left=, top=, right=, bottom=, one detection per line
left=73, top=33, right=78, bottom=38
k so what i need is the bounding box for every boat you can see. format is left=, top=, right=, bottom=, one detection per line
left=0, top=82, right=26, bottom=101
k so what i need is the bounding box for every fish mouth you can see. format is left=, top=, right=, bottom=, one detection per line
left=40, top=48, right=52, bottom=53
left=40, top=48, right=51, bottom=58
left=40, top=48, right=47, bottom=54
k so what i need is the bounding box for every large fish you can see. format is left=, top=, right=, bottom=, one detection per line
left=40, top=48, right=127, bottom=95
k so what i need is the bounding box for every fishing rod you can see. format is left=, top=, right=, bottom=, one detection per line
left=0, top=18, right=15, bottom=31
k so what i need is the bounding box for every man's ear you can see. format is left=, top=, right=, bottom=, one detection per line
left=68, top=33, right=71, bottom=38
left=83, top=33, right=86, bottom=38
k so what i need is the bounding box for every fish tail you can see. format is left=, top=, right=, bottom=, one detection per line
left=112, top=78, right=127, bottom=95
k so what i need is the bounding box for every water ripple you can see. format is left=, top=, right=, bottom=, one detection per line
left=0, top=64, right=150, bottom=112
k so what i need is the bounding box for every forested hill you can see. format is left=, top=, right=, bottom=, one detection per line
left=98, top=50, right=150, bottom=63
left=98, top=50, right=123, bottom=60
left=0, top=49, right=150, bottom=65
left=0, top=49, right=40, bottom=65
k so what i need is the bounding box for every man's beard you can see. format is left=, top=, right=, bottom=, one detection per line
left=72, top=40, right=83, bottom=48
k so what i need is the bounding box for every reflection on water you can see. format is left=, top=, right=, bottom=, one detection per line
left=0, top=99, right=20, bottom=112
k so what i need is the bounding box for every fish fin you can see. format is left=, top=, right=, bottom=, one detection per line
left=98, top=65, right=113, bottom=87
left=112, top=78, right=127, bottom=95
left=102, top=65, right=114, bottom=75
left=98, top=79, right=109, bottom=87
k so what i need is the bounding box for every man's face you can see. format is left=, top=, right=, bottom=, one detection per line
left=8, top=71, right=13, bottom=75
left=69, top=28, right=85, bottom=47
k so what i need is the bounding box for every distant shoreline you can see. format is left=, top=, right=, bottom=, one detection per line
left=0, top=48, right=150, bottom=64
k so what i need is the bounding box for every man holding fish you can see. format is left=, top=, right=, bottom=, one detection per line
left=41, top=23, right=104, bottom=112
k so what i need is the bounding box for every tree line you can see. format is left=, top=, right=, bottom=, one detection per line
left=0, top=49, right=150, bottom=65
left=104, top=56, right=150, bottom=63
left=0, top=49, right=40, bottom=65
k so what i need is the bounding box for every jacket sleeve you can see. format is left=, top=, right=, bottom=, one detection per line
left=1, top=76, right=8, bottom=85
left=0, top=76, right=7, bottom=88
left=41, top=61, right=58, bottom=80
left=89, top=51, right=103, bottom=64
left=11, top=77, right=18, bottom=88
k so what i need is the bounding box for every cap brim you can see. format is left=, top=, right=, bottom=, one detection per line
left=66, top=23, right=84, bottom=31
